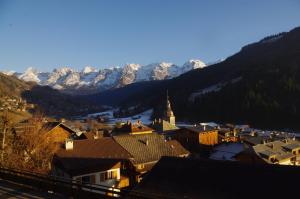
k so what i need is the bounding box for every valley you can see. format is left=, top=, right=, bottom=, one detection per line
left=1, top=1, right=300, bottom=198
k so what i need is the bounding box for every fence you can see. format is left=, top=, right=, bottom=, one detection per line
left=0, top=166, right=171, bottom=199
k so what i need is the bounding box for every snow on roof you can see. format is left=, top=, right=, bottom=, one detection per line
left=210, top=143, right=245, bottom=161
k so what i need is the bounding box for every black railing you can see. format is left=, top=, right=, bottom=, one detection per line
left=0, top=166, right=172, bottom=199
left=0, top=166, right=121, bottom=198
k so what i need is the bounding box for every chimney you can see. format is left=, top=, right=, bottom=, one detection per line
left=285, top=139, right=289, bottom=143
left=203, top=125, right=206, bottom=131
left=146, top=139, right=149, bottom=146
left=94, top=130, right=103, bottom=139
left=94, top=132, right=99, bottom=139
left=65, top=139, right=74, bottom=150
left=263, top=139, right=267, bottom=145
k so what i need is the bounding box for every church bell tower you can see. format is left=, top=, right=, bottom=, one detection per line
left=163, top=90, right=176, bottom=125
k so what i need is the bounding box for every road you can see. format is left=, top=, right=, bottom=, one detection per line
left=0, top=179, right=65, bottom=199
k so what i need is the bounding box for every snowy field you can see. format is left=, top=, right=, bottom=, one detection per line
left=87, top=109, right=153, bottom=125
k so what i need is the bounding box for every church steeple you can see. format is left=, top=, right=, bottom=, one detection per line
left=163, top=90, right=175, bottom=125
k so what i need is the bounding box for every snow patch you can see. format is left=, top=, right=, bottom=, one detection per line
left=14, top=59, right=207, bottom=92
left=88, top=109, right=153, bottom=125
left=189, top=77, right=242, bottom=102
left=210, top=143, right=245, bottom=161
left=82, top=66, right=97, bottom=74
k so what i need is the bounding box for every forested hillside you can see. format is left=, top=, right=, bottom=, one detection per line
left=90, top=27, right=300, bottom=130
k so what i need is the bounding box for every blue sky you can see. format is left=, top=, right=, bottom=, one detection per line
left=1, top=0, right=300, bottom=72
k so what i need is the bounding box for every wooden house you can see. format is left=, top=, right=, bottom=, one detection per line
left=218, top=128, right=239, bottom=143
left=52, top=138, right=133, bottom=190
left=112, top=120, right=154, bottom=135
left=113, top=133, right=190, bottom=184
left=175, top=125, right=218, bottom=150
left=41, top=122, right=82, bottom=143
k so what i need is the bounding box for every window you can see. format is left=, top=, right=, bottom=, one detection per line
left=100, top=170, right=118, bottom=182
left=82, top=176, right=91, bottom=184
left=137, top=164, right=145, bottom=170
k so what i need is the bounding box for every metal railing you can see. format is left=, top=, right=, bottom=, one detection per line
left=0, top=166, right=172, bottom=199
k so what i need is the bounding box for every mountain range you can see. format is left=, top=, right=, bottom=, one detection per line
left=2, top=26, right=300, bottom=130
left=3, top=60, right=206, bottom=93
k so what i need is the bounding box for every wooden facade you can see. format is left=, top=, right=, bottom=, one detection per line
left=199, top=131, right=218, bottom=145
left=175, top=127, right=218, bottom=149
left=46, top=125, right=73, bottom=143
left=218, top=128, right=239, bottom=143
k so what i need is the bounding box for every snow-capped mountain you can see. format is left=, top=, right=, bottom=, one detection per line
left=5, top=59, right=206, bottom=93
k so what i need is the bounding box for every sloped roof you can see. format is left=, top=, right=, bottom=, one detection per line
left=167, top=140, right=190, bottom=156
left=253, top=139, right=300, bottom=163
left=54, top=138, right=132, bottom=176
left=113, top=133, right=189, bottom=164
left=242, top=135, right=265, bottom=145
left=130, top=123, right=153, bottom=133
left=41, top=122, right=61, bottom=131
left=185, top=125, right=216, bottom=133
left=132, top=157, right=300, bottom=199
left=56, top=138, right=132, bottom=160
left=42, top=122, right=81, bottom=135
left=282, top=143, right=300, bottom=151
left=113, top=121, right=154, bottom=135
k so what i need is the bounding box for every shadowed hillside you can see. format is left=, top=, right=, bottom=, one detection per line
left=0, top=73, right=104, bottom=118
left=0, top=73, right=32, bottom=97
left=88, top=27, right=300, bottom=130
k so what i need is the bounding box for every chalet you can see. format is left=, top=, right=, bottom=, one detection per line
left=175, top=125, right=218, bottom=150
left=218, top=127, right=239, bottom=143
left=251, top=139, right=300, bottom=165
left=52, top=138, right=133, bottom=190
left=13, top=121, right=82, bottom=144
left=240, top=130, right=295, bottom=146
left=112, top=120, right=154, bottom=135
left=240, top=134, right=266, bottom=146
left=113, top=133, right=190, bottom=184
left=41, top=122, right=83, bottom=143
